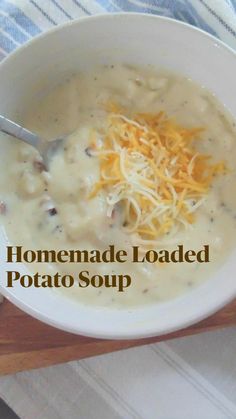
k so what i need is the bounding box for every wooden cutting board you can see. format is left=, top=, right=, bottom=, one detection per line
left=0, top=298, right=236, bottom=376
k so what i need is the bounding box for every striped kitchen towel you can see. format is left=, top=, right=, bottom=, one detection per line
left=0, top=0, right=236, bottom=59
left=0, top=2, right=236, bottom=419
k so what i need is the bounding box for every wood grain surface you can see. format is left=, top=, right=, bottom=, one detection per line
left=0, top=298, right=236, bottom=376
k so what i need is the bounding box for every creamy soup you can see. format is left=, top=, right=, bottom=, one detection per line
left=1, top=64, right=236, bottom=307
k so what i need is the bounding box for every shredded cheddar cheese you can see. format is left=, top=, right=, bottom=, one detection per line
left=89, top=106, right=227, bottom=243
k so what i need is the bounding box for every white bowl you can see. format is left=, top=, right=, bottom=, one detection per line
left=0, top=13, right=236, bottom=339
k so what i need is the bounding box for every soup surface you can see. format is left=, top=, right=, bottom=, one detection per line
left=1, top=65, right=236, bottom=307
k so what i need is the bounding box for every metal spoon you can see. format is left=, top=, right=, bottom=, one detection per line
left=0, top=114, right=64, bottom=166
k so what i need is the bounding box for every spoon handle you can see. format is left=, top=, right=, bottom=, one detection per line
left=0, top=114, right=41, bottom=148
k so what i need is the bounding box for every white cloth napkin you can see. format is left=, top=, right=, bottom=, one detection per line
left=1, top=328, right=236, bottom=419
left=0, top=1, right=236, bottom=418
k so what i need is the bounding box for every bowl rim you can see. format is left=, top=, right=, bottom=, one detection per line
left=1, top=12, right=236, bottom=67
left=0, top=12, right=236, bottom=339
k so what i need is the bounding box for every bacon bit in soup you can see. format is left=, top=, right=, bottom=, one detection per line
left=33, top=160, right=47, bottom=173
left=0, top=201, right=6, bottom=215
left=85, top=147, right=93, bottom=157
left=48, top=207, right=57, bottom=216
left=89, top=105, right=227, bottom=243
left=40, top=196, right=57, bottom=216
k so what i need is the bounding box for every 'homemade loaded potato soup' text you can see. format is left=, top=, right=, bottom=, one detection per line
left=1, top=65, right=236, bottom=307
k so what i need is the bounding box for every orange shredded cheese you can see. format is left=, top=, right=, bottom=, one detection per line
left=89, top=107, right=227, bottom=242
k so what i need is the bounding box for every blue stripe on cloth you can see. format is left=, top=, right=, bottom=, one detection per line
left=29, top=0, right=57, bottom=25
left=72, top=0, right=91, bottom=15
left=0, top=0, right=41, bottom=35
left=112, top=0, right=168, bottom=13
left=199, top=0, right=236, bottom=37
left=226, top=0, right=236, bottom=9
left=94, top=0, right=121, bottom=12
left=0, top=13, right=29, bottom=43
left=49, top=0, right=72, bottom=19
left=0, top=31, right=18, bottom=52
